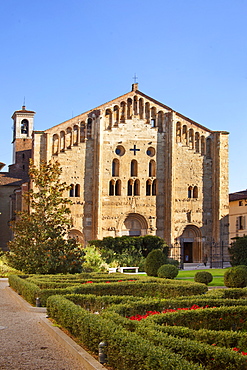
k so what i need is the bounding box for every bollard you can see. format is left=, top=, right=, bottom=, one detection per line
left=98, top=341, right=107, bottom=364
left=36, top=297, right=41, bottom=307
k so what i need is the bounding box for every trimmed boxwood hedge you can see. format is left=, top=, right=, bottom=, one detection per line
left=46, top=295, right=202, bottom=370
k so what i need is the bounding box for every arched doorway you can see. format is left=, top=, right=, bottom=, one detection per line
left=180, top=225, right=201, bottom=263
left=68, top=229, right=84, bottom=245
left=120, top=213, right=148, bottom=236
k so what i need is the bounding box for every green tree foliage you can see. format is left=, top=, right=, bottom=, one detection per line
left=7, top=160, right=83, bottom=274
left=88, top=235, right=168, bottom=266
left=228, top=236, right=247, bottom=266
left=82, top=245, right=108, bottom=272
left=224, top=266, right=247, bottom=288
left=145, top=249, right=167, bottom=276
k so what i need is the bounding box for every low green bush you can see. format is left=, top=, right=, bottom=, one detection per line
left=194, top=271, right=213, bottom=285
left=46, top=295, right=202, bottom=370
left=136, top=325, right=247, bottom=370
left=139, top=320, right=247, bottom=352
left=145, top=249, right=167, bottom=276
left=144, top=306, right=247, bottom=332
left=224, top=266, right=247, bottom=288
left=157, top=264, right=178, bottom=279
left=8, top=275, right=41, bottom=305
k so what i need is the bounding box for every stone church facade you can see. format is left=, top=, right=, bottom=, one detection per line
left=0, top=84, right=229, bottom=263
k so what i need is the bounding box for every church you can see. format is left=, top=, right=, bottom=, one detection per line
left=0, top=83, right=229, bottom=264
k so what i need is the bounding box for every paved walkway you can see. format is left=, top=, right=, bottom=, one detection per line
left=0, top=279, right=87, bottom=370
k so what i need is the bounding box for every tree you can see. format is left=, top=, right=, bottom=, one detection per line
left=7, top=160, right=83, bottom=274
left=228, top=236, right=247, bottom=266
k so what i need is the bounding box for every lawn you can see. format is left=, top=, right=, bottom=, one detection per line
left=176, top=268, right=228, bottom=286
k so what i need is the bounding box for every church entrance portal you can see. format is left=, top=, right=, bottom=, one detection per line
left=180, top=225, right=201, bottom=263
left=184, top=242, right=193, bottom=263
left=120, top=213, right=148, bottom=236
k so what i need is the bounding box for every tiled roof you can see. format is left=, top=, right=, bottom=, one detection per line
left=0, top=172, right=27, bottom=186
left=229, top=190, right=247, bottom=202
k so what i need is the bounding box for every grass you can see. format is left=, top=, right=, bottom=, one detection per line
left=176, top=268, right=228, bottom=286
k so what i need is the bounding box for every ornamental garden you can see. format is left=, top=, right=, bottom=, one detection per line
left=8, top=270, right=247, bottom=370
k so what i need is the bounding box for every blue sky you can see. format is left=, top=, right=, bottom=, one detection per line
left=0, top=0, right=246, bottom=192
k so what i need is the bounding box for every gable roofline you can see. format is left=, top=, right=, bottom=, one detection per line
left=45, top=87, right=218, bottom=134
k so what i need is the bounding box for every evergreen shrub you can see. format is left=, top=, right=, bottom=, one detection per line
left=157, top=264, right=178, bottom=279
left=194, top=271, right=213, bottom=285
left=224, top=266, right=247, bottom=288
left=145, top=249, right=167, bottom=276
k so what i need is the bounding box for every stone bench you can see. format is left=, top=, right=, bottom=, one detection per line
left=108, top=268, right=117, bottom=273
left=117, top=266, right=139, bottom=274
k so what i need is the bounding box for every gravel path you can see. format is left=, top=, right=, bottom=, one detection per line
left=0, top=279, right=86, bottom=370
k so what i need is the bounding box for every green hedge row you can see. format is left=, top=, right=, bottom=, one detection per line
left=99, top=295, right=247, bottom=318
left=144, top=306, right=247, bottom=331
left=72, top=281, right=207, bottom=298
left=9, top=275, right=207, bottom=307
left=135, top=324, right=247, bottom=370
left=8, top=275, right=41, bottom=305
left=46, top=295, right=202, bottom=370
left=139, top=320, right=247, bottom=352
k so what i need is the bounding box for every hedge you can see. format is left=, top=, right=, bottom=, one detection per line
left=102, top=297, right=247, bottom=318
left=136, top=325, right=247, bottom=370
left=8, top=275, right=41, bottom=305
left=139, top=320, right=247, bottom=352
left=46, top=295, right=202, bottom=370
left=143, top=306, right=247, bottom=331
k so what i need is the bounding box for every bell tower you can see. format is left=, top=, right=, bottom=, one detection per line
left=9, top=105, right=35, bottom=176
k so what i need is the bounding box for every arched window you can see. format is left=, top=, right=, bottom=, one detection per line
left=112, top=158, right=119, bottom=177
left=195, top=132, right=200, bottom=153
left=113, top=105, right=119, bottom=126
left=80, top=121, right=85, bottom=142
left=139, top=98, right=144, bottom=119
left=109, top=180, right=114, bottom=196
left=69, top=184, right=74, bottom=197
left=134, top=179, right=140, bottom=196
left=206, top=138, right=211, bottom=159
left=133, top=96, right=138, bottom=115
left=21, top=119, right=29, bottom=135
left=60, top=131, right=65, bottom=151
left=188, top=186, right=192, bottom=198
left=131, top=160, right=138, bottom=177
left=75, top=184, right=80, bottom=197
left=201, top=136, right=206, bottom=155
left=176, top=122, right=181, bottom=143
left=193, top=186, right=198, bottom=198
left=151, top=107, right=156, bottom=127
left=127, top=179, right=133, bottom=196
left=146, top=180, right=151, bottom=196
left=105, top=109, right=112, bottom=129
left=120, top=101, right=126, bottom=123
left=115, top=180, right=121, bottom=196
left=152, top=179, right=157, bottom=195
left=73, top=125, right=79, bottom=145
left=87, top=118, right=92, bottom=139
left=66, top=127, right=72, bottom=149
left=149, top=160, right=156, bottom=177
left=52, top=134, right=59, bottom=155
left=189, top=129, right=194, bottom=149
left=182, top=125, right=187, bottom=145
left=145, top=102, right=150, bottom=123
left=127, top=98, right=132, bottom=119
